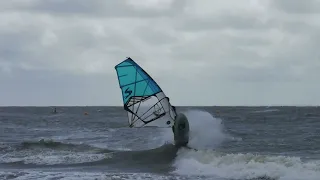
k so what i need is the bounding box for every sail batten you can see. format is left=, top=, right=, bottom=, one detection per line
left=114, top=57, right=176, bottom=128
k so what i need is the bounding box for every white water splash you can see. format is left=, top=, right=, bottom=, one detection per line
left=157, top=109, right=232, bottom=149
left=183, top=109, right=229, bottom=150
left=170, top=110, right=320, bottom=180
left=172, top=148, right=320, bottom=180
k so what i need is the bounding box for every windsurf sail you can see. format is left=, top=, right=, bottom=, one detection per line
left=114, top=57, right=177, bottom=128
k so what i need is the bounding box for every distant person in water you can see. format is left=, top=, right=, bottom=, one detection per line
left=53, top=107, right=57, bottom=114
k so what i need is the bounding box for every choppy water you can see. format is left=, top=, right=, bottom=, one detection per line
left=1, top=106, right=320, bottom=180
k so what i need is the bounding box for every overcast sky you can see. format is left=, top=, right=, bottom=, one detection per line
left=0, top=0, right=319, bottom=106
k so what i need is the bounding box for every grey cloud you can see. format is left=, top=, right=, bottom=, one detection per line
left=225, top=35, right=271, bottom=47
left=167, top=24, right=319, bottom=83
left=0, top=17, right=140, bottom=73
left=279, top=21, right=318, bottom=34
left=0, top=31, right=33, bottom=62
left=220, top=64, right=302, bottom=82
left=271, top=25, right=320, bottom=66
left=0, top=69, right=119, bottom=106
left=271, top=0, right=320, bottom=14
left=2, top=0, right=184, bottom=18
left=176, top=13, right=276, bottom=32
left=169, top=33, right=270, bottom=63
left=133, top=25, right=178, bottom=45
left=0, top=26, right=44, bottom=71
left=1, top=0, right=320, bottom=106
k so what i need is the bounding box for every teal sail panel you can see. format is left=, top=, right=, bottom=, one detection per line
left=114, top=57, right=177, bottom=128
left=115, top=57, right=162, bottom=105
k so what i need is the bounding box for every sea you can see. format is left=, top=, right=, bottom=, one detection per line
left=1, top=106, right=320, bottom=180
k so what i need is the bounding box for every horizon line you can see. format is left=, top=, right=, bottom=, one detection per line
left=0, top=105, right=319, bottom=107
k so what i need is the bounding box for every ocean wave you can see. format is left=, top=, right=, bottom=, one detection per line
left=172, top=148, right=320, bottom=180
left=0, top=139, right=178, bottom=170
left=18, top=139, right=101, bottom=152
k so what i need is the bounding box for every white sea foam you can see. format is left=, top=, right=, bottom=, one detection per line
left=170, top=110, right=320, bottom=180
